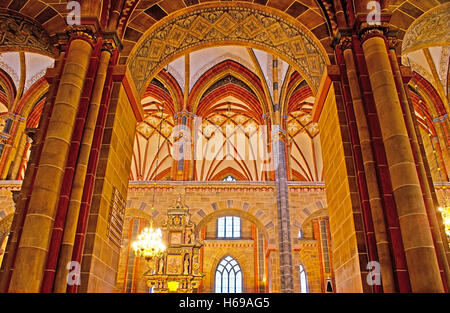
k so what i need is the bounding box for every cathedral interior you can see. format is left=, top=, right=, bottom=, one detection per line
left=0, top=0, right=449, bottom=294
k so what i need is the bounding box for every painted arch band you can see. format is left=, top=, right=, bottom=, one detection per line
left=128, top=4, right=329, bottom=96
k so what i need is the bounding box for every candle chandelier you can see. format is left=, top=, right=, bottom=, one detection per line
left=438, top=205, right=450, bottom=238
left=132, top=67, right=169, bottom=260
left=132, top=222, right=166, bottom=260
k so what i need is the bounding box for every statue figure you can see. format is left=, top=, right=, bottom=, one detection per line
left=183, top=255, right=190, bottom=275
left=158, top=257, right=164, bottom=274
left=186, top=230, right=195, bottom=244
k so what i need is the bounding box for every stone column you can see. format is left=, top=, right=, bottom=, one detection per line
left=174, top=110, right=193, bottom=181
left=361, top=29, right=443, bottom=292
left=388, top=47, right=450, bottom=287
left=341, top=38, right=396, bottom=292
left=271, top=57, right=293, bottom=293
left=0, top=51, right=66, bottom=293
left=52, top=48, right=112, bottom=293
left=0, top=115, right=26, bottom=179
left=8, top=129, right=28, bottom=179
left=8, top=38, right=93, bottom=292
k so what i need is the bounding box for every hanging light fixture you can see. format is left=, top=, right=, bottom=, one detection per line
left=132, top=67, right=169, bottom=260
left=132, top=222, right=166, bottom=260
left=438, top=205, right=450, bottom=238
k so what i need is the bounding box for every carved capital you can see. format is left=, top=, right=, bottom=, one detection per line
left=102, top=31, right=122, bottom=53
left=359, top=25, right=386, bottom=43
left=386, top=36, right=399, bottom=50
left=66, top=24, right=98, bottom=43
left=339, top=36, right=353, bottom=51
left=11, top=190, right=20, bottom=205
left=25, top=127, right=38, bottom=141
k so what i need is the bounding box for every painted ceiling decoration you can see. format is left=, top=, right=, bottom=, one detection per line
left=0, top=10, right=56, bottom=57
left=0, top=51, right=54, bottom=112
left=132, top=42, right=323, bottom=182
left=401, top=2, right=450, bottom=116
left=401, top=2, right=450, bottom=54
left=0, top=0, right=445, bottom=185
left=128, top=3, right=329, bottom=95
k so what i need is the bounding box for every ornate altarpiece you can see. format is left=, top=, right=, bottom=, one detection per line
left=144, top=198, right=204, bottom=293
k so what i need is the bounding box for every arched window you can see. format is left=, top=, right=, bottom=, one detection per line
left=298, top=228, right=304, bottom=239
left=215, top=256, right=242, bottom=293
left=299, top=265, right=308, bottom=293
left=223, top=175, right=237, bottom=182
left=326, top=279, right=333, bottom=293
left=217, top=216, right=241, bottom=238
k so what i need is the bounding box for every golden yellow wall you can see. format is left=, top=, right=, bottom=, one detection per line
left=79, top=82, right=137, bottom=293
left=117, top=182, right=327, bottom=293
left=318, top=84, right=368, bottom=292
left=199, top=217, right=264, bottom=293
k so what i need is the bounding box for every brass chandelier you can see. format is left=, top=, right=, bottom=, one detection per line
left=132, top=67, right=169, bottom=260
left=132, top=222, right=166, bottom=260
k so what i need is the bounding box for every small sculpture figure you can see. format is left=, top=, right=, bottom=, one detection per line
left=183, top=255, right=190, bottom=275
left=186, top=230, right=195, bottom=244
left=158, top=257, right=164, bottom=274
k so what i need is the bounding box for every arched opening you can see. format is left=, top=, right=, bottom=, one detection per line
left=299, top=264, right=308, bottom=293
left=215, top=256, right=243, bottom=293
left=2, top=0, right=448, bottom=295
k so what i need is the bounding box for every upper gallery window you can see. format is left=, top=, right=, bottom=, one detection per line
left=223, top=175, right=237, bottom=182
left=298, top=228, right=304, bottom=239
left=217, top=216, right=241, bottom=238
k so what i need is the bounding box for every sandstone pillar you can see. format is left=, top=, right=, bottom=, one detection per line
left=272, top=57, right=293, bottom=293
left=341, top=42, right=395, bottom=292
left=0, top=51, right=66, bottom=293
left=362, top=31, right=443, bottom=292
left=8, top=39, right=93, bottom=292
left=388, top=48, right=450, bottom=288
left=52, top=49, right=112, bottom=292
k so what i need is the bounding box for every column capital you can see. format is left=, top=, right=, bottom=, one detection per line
left=332, top=28, right=353, bottom=50
left=359, top=25, right=387, bottom=43
left=25, top=127, right=38, bottom=142
left=66, top=24, right=98, bottom=43
left=174, top=110, right=196, bottom=121
left=355, top=12, right=391, bottom=43
left=102, top=31, right=123, bottom=54
left=338, top=36, right=353, bottom=51
left=271, top=125, right=289, bottom=144
left=386, top=36, right=400, bottom=50
left=55, top=18, right=101, bottom=49
left=5, top=112, right=25, bottom=123
left=11, top=190, right=20, bottom=206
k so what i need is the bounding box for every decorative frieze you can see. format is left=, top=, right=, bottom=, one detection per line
left=0, top=11, right=56, bottom=56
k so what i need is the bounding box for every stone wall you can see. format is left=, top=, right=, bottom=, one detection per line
left=318, top=84, right=368, bottom=292
left=118, top=181, right=327, bottom=293
left=79, top=82, right=137, bottom=292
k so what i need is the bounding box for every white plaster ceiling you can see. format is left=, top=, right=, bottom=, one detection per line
left=0, top=52, right=54, bottom=94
